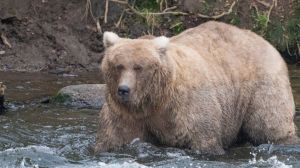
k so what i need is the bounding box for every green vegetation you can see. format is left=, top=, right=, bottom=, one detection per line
left=201, top=1, right=214, bottom=14
left=170, top=21, right=184, bottom=35
left=228, top=12, right=241, bottom=26
left=266, top=18, right=300, bottom=57
left=283, top=0, right=300, bottom=56
left=265, top=21, right=285, bottom=51
left=134, top=0, right=160, bottom=11
left=252, top=10, right=269, bottom=35
left=249, top=0, right=300, bottom=57
left=110, top=0, right=300, bottom=58
left=133, top=0, right=162, bottom=33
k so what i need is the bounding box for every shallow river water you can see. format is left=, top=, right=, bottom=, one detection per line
left=1, top=67, right=300, bottom=168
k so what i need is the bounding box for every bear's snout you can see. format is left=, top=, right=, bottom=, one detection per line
left=117, top=85, right=130, bottom=101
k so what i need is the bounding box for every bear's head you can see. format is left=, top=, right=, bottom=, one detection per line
left=101, top=32, right=175, bottom=115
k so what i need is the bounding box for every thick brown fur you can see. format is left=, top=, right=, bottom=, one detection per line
left=138, top=35, right=155, bottom=39
left=95, top=21, right=299, bottom=155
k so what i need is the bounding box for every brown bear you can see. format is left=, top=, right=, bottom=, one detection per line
left=0, top=82, right=6, bottom=114
left=95, top=21, right=299, bottom=155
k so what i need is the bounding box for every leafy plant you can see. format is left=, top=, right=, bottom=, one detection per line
left=170, top=21, right=184, bottom=35
left=134, top=0, right=160, bottom=11
left=229, top=13, right=241, bottom=26
left=252, top=9, right=269, bottom=35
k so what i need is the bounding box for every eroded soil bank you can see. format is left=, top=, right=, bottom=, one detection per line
left=0, top=0, right=104, bottom=73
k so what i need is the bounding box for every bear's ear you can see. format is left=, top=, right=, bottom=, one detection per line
left=103, top=32, right=121, bottom=48
left=153, top=36, right=169, bottom=56
left=153, top=36, right=169, bottom=49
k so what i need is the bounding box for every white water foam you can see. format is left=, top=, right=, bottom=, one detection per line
left=2, top=145, right=55, bottom=154
left=56, top=161, right=149, bottom=168
left=248, top=152, right=292, bottom=168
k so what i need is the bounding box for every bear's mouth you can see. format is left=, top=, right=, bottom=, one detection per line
left=117, top=94, right=130, bottom=104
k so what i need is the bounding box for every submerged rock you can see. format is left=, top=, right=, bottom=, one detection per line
left=53, top=84, right=106, bottom=109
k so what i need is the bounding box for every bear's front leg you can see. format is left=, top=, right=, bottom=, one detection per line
left=190, top=136, right=225, bottom=155
left=95, top=104, right=145, bottom=153
left=187, top=106, right=225, bottom=155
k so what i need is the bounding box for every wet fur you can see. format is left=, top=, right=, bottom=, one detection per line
left=95, top=21, right=299, bottom=154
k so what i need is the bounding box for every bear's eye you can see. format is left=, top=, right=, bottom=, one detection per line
left=116, top=64, right=124, bottom=71
left=133, top=64, right=143, bottom=71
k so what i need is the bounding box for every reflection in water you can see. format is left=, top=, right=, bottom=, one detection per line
left=0, top=71, right=103, bottom=102
left=289, top=65, right=300, bottom=107
left=0, top=70, right=300, bottom=167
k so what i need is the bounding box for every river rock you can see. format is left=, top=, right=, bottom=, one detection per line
left=53, top=84, right=106, bottom=109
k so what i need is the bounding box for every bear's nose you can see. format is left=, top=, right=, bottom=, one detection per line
left=118, top=85, right=130, bottom=97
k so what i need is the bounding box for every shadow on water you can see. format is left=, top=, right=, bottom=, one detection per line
left=0, top=69, right=300, bottom=167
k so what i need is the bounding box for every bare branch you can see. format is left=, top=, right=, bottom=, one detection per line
left=115, top=10, right=126, bottom=28
left=109, top=0, right=127, bottom=5
left=109, top=0, right=188, bottom=18
left=96, top=19, right=103, bottom=34
left=82, top=0, right=97, bottom=22
left=284, top=34, right=292, bottom=56
left=104, top=0, right=239, bottom=31
left=109, top=0, right=238, bottom=20
left=266, top=0, right=275, bottom=26
left=256, top=0, right=271, bottom=7
left=104, top=0, right=109, bottom=23
left=196, top=0, right=238, bottom=19
left=163, top=6, right=177, bottom=13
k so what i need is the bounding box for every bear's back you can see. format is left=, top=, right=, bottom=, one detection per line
left=170, top=21, right=287, bottom=80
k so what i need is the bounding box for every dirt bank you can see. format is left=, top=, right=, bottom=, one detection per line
left=0, top=0, right=104, bottom=73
